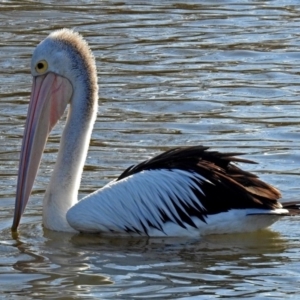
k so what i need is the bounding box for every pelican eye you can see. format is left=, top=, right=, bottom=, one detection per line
left=35, top=60, right=48, bottom=73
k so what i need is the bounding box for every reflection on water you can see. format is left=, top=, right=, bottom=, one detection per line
left=1, top=229, right=297, bottom=298
left=1, top=0, right=300, bottom=298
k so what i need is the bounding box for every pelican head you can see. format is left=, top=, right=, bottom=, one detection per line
left=12, top=29, right=98, bottom=231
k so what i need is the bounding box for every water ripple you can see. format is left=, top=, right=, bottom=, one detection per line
left=1, top=1, right=300, bottom=298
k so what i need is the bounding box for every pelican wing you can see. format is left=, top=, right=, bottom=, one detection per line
left=67, top=146, right=282, bottom=235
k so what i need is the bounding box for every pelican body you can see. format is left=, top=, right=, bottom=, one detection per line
left=12, top=29, right=300, bottom=237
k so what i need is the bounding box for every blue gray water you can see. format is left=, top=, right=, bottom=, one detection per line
left=0, top=1, right=300, bottom=298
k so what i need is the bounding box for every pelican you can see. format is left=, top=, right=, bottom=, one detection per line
left=12, top=29, right=300, bottom=237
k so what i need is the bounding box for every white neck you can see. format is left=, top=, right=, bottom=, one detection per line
left=42, top=84, right=97, bottom=232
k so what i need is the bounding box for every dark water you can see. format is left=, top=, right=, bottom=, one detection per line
left=1, top=1, right=300, bottom=298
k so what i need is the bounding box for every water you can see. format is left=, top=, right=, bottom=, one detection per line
left=1, top=1, right=300, bottom=298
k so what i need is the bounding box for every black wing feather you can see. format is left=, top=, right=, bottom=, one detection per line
left=117, top=146, right=283, bottom=214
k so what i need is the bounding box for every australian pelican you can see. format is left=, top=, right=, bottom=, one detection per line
left=12, top=29, right=300, bottom=237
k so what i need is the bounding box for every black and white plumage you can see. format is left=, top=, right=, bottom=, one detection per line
left=12, top=29, right=300, bottom=237
left=67, top=146, right=298, bottom=236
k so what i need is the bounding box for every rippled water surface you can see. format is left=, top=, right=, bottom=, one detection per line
left=1, top=1, right=300, bottom=298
